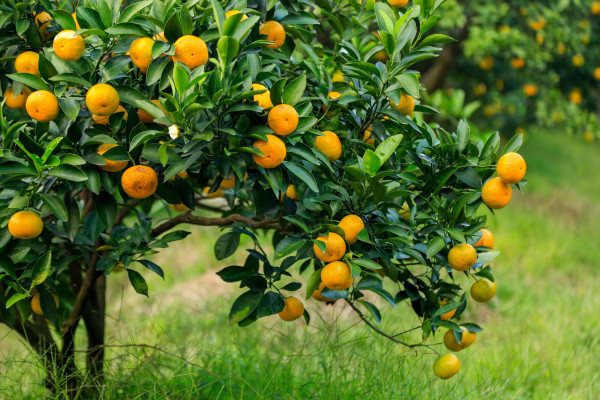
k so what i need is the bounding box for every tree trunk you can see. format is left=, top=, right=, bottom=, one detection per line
left=421, top=26, right=469, bottom=92
left=83, top=272, right=106, bottom=385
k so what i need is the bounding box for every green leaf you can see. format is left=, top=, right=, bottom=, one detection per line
left=215, top=232, right=241, bottom=260
left=305, top=267, right=322, bottom=300
left=418, top=34, right=455, bottom=48
left=95, top=192, right=117, bottom=230
left=211, top=0, right=227, bottom=37
left=351, top=258, right=383, bottom=270
left=256, top=291, right=285, bottom=318
left=127, top=269, right=149, bottom=296
left=357, top=300, right=382, bottom=324
left=283, top=162, right=319, bottom=193
left=426, top=236, right=445, bottom=258
left=118, top=0, right=153, bottom=23
left=5, top=293, right=28, bottom=309
left=274, top=237, right=306, bottom=259
left=374, top=134, right=403, bottom=165
left=397, top=74, right=420, bottom=99
left=50, top=73, right=93, bottom=88
left=50, top=165, right=88, bottom=182
left=282, top=75, right=306, bottom=106
left=217, top=36, right=240, bottom=67
left=217, top=266, right=258, bottom=282
left=456, top=119, right=469, bottom=153
left=105, top=23, right=148, bottom=37
left=503, top=133, right=524, bottom=155
left=136, top=260, right=165, bottom=279
left=476, top=251, right=500, bottom=265
left=30, top=251, right=52, bottom=289
left=363, top=149, right=382, bottom=175
left=59, top=98, right=81, bottom=121
left=229, top=290, right=262, bottom=324
left=6, top=73, right=50, bottom=91
left=38, top=194, right=68, bottom=221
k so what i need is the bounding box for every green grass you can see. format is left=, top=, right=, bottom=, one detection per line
left=1, top=131, right=600, bottom=399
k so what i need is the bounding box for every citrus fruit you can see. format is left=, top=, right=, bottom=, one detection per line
left=399, top=202, right=410, bottom=221
left=170, top=203, right=189, bottom=212
left=363, top=128, right=375, bottom=146
left=338, top=214, right=364, bottom=244
left=482, top=177, right=512, bottom=209
left=471, top=278, right=497, bottom=302
left=153, top=31, right=167, bottom=42
left=169, top=170, right=189, bottom=181
left=252, top=134, right=286, bottom=168
left=433, top=354, right=460, bottom=379
left=53, top=30, right=85, bottom=61
left=129, top=37, right=154, bottom=73
left=92, top=105, right=128, bottom=126
left=332, top=71, right=344, bottom=82
left=31, top=292, right=59, bottom=316
left=225, top=10, right=248, bottom=20
left=312, top=282, right=335, bottom=302
left=478, top=56, right=494, bottom=70
left=252, top=83, right=273, bottom=109
left=8, top=211, right=44, bottom=239
left=285, top=185, right=299, bottom=199
left=72, top=12, right=81, bottom=31
left=173, top=35, right=208, bottom=70
left=268, top=104, right=298, bottom=136
left=439, top=299, right=456, bottom=320
left=388, top=0, right=409, bottom=7
left=496, top=152, right=526, bottom=184
left=203, top=186, right=226, bottom=198
left=572, top=54, right=584, bottom=67
left=448, top=243, right=477, bottom=271
left=583, top=131, right=594, bottom=142
left=3, top=86, right=31, bottom=109
left=523, top=84, right=538, bottom=97
left=327, top=91, right=341, bottom=100
left=113, top=262, right=126, bottom=273
left=321, top=261, right=353, bottom=290
left=569, top=89, right=582, bottom=104
left=473, top=229, right=494, bottom=248
left=97, top=144, right=128, bottom=172
left=529, top=18, right=546, bottom=31
left=593, top=1, right=600, bottom=14
left=86, top=84, right=120, bottom=116
left=15, top=51, right=40, bottom=76
left=25, top=90, right=60, bottom=122
left=259, top=21, right=286, bottom=49
left=220, top=172, right=247, bottom=189
left=474, top=83, right=487, bottom=96
left=34, top=12, right=53, bottom=40
left=443, top=327, right=476, bottom=352
left=121, top=165, right=158, bottom=199
left=511, top=57, right=525, bottom=69
left=313, top=232, right=346, bottom=262
left=389, top=93, right=415, bottom=117
left=137, top=99, right=165, bottom=123
left=315, top=131, right=342, bottom=161
left=278, top=297, right=304, bottom=321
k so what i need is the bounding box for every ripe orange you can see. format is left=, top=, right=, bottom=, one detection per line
left=53, top=30, right=85, bottom=61
left=259, top=21, right=286, bottom=49
left=387, top=0, right=409, bottom=7
left=389, top=93, right=415, bottom=117
left=129, top=37, right=155, bottom=73
left=497, top=152, right=526, bottom=184
left=252, top=83, right=273, bottom=109
left=593, top=1, right=600, bottom=14
left=153, top=31, right=167, bottom=42
left=338, top=215, right=364, bottom=244
left=8, top=211, right=44, bottom=239
left=113, top=262, right=126, bottom=273
left=285, top=185, right=299, bottom=199
left=569, top=89, right=582, bottom=105
left=86, top=84, right=120, bottom=116
left=278, top=297, right=304, bottom=321
left=315, top=131, right=342, bottom=161
left=443, top=327, right=476, bottom=352
left=363, top=128, right=375, bottom=146
left=572, top=54, right=584, bottom=67
left=34, top=12, right=53, bottom=40
left=26, top=90, right=60, bottom=122
left=169, top=170, right=189, bottom=181
left=523, top=84, right=538, bottom=97
left=478, top=56, right=494, bottom=70
left=170, top=203, right=189, bottom=212
left=137, top=99, right=165, bottom=123
left=220, top=172, right=247, bottom=189
left=511, top=57, right=525, bottom=69
left=529, top=18, right=546, bottom=31
left=439, top=299, right=456, bottom=320
left=321, top=261, right=353, bottom=290
left=312, top=282, right=335, bottom=302
left=92, top=105, right=128, bottom=126
left=594, top=67, right=600, bottom=80
left=97, top=144, right=128, bottom=172
left=31, top=292, right=59, bottom=316
left=473, top=229, right=494, bottom=248
left=332, top=71, right=344, bottom=83
left=399, top=202, right=410, bottom=221
left=313, top=232, right=346, bottom=262
left=482, top=177, right=512, bottom=209
left=583, top=131, right=594, bottom=142
left=15, top=51, right=40, bottom=76
left=225, top=10, right=248, bottom=20
left=433, top=354, right=460, bottom=380
left=448, top=243, right=477, bottom=271
left=252, top=134, right=286, bottom=168
left=203, top=187, right=226, bottom=198
left=173, top=35, right=208, bottom=70
left=327, top=91, right=341, bottom=100
left=3, top=86, right=31, bottom=109
left=121, top=165, right=158, bottom=199
left=471, top=278, right=497, bottom=302
left=474, top=83, right=487, bottom=96
left=268, top=104, right=298, bottom=136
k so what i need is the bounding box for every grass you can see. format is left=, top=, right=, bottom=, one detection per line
left=1, top=131, right=599, bottom=399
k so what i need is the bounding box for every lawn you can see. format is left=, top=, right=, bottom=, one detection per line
left=1, top=131, right=599, bottom=399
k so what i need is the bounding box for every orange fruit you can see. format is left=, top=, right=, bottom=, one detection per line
left=572, top=54, right=584, bottom=67
left=332, top=71, right=344, bottom=83
left=315, top=131, right=342, bottom=162
left=473, top=83, right=487, bottom=96
left=473, top=229, right=494, bottom=248
left=594, top=67, right=600, bottom=80
left=433, top=354, right=460, bottom=380
left=252, top=134, right=286, bottom=168
left=443, top=327, right=476, bottom=352
left=363, top=127, right=375, bottom=146
left=92, top=105, right=128, bottom=126
left=97, top=143, right=128, bottom=172
left=529, top=18, right=546, bottom=31
left=497, top=152, right=526, bottom=184
left=34, top=12, right=53, bottom=40
left=268, top=104, right=299, bottom=136
left=153, top=31, right=168, bottom=42
left=569, top=89, right=582, bottom=105
left=137, top=99, right=166, bottom=123
left=112, top=262, right=126, bottom=273
left=482, top=177, right=512, bottom=209
left=259, top=21, right=286, bottom=49
left=523, top=84, right=538, bottom=97
left=478, top=56, right=494, bottom=70
left=8, top=211, right=43, bottom=239
left=593, top=1, right=600, bottom=14
left=220, top=172, right=247, bottom=189
left=439, top=299, right=456, bottom=320
left=252, top=83, right=273, bottom=109
left=168, top=170, right=189, bottom=181
left=129, top=37, right=155, bottom=73
left=203, top=186, right=226, bottom=198
left=278, top=297, right=304, bottom=321
left=285, top=185, right=299, bottom=199
left=225, top=10, right=248, bottom=20
left=15, top=51, right=40, bottom=76
left=121, top=165, right=158, bottom=199
left=583, top=131, right=594, bottom=142
left=26, top=90, right=60, bottom=122
left=312, top=282, right=335, bottom=302
left=321, top=261, right=353, bottom=290
left=338, top=214, right=364, bottom=244
left=170, top=203, right=189, bottom=212
left=471, top=278, right=497, bottom=302
left=53, top=30, right=85, bottom=61
left=86, top=84, right=120, bottom=116
left=3, top=86, right=31, bottom=109
left=313, top=232, right=346, bottom=262
left=387, top=0, right=409, bottom=7
left=327, top=91, right=341, bottom=100
left=31, top=292, right=59, bottom=316
left=399, top=202, right=410, bottom=221
left=448, top=243, right=477, bottom=272
left=173, top=35, right=208, bottom=70
left=389, top=93, right=415, bottom=117
left=511, top=57, right=525, bottom=69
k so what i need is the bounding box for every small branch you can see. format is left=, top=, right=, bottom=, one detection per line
left=115, top=200, right=139, bottom=226
left=150, top=212, right=283, bottom=237
left=61, top=257, right=98, bottom=333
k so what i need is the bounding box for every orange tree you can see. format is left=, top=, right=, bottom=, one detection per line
left=422, top=0, right=600, bottom=139
left=0, top=0, right=527, bottom=393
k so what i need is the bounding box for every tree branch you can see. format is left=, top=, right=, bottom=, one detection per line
left=150, top=212, right=283, bottom=237
left=61, top=256, right=98, bottom=333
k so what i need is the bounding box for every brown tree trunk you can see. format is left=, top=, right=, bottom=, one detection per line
left=421, top=26, right=469, bottom=92
left=83, top=272, right=106, bottom=385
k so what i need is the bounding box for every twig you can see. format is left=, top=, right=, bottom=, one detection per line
left=61, top=257, right=97, bottom=333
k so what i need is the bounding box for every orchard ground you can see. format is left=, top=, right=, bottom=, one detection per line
left=0, top=131, right=598, bottom=399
